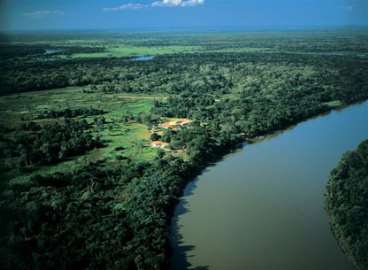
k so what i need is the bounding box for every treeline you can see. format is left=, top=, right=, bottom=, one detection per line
left=38, top=107, right=105, bottom=119
left=326, top=140, right=368, bottom=270
left=2, top=47, right=368, bottom=96
left=0, top=45, right=45, bottom=59
left=1, top=119, right=102, bottom=168
left=0, top=44, right=105, bottom=59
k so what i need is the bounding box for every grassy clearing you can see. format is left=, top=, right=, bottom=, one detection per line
left=0, top=86, right=164, bottom=183
left=0, top=87, right=159, bottom=122
left=210, top=47, right=274, bottom=53
left=67, top=45, right=203, bottom=59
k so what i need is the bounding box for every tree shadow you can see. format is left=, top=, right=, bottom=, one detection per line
left=169, top=179, right=209, bottom=270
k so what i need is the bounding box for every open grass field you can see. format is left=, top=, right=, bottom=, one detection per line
left=0, top=86, right=164, bottom=183
left=68, top=45, right=203, bottom=59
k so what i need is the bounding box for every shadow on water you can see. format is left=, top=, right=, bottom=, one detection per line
left=170, top=180, right=209, bottom=270
left=169, top=148, right=251, bottom=270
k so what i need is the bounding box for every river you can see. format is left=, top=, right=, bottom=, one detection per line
left=170, top=101, right=368, bottom=270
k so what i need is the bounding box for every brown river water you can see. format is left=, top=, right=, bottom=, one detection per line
left=170, top=102, right=368, bottom=270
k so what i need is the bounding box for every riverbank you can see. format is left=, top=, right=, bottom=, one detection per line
left=170, top=100, right=368, bottom=270
left=326, top=140, right=368, bottom=270
left=165, top=98, right=368, bottom=269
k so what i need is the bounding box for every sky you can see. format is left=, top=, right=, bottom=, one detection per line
left=1, top=0, right=367, bottom=31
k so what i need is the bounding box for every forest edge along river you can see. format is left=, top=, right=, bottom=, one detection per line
left=170, top=101, right=368, bottom=270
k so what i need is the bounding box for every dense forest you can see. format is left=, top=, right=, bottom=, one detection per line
left=1, top=119, right=103, bottom=169
left=326, top=140, right=368, bottom=270
left=1, top=31, right=368, bottom=270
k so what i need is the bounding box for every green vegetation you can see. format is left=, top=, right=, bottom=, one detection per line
left=9, top=119, right=102, bottom=167
left=326, top=140, right=368, bottom=270
left=1, top=30, right=368, bottom=269
left=0, top=87, right=158, bottom=183
left=37, top=107, right=105, bottom=119
left=69, top=45, right=202, bottom=59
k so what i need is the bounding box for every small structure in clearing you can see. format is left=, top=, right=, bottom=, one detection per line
left=151, top=141, right=169, bottom=149
left=159, top=118, right=192, bottom=130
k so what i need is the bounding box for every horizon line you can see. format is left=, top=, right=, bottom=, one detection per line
left=1, top=24, right=368, bottom=34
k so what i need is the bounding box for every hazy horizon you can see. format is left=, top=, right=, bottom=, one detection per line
left=1, top=0, right=367, bottom=31
left=1, top=25, right=368, bottom=35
